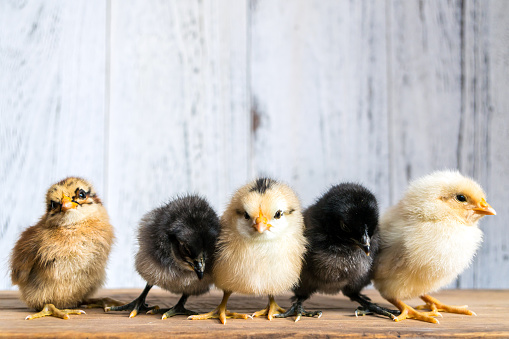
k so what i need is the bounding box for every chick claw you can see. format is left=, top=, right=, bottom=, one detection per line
left=252, top=295, right=286, bottom=321
left=25, top=304, right=86, bottom=320
left=274, top=301, right=322, bottom=322
left=416, top=294, right=476, bottom=316
left=188, top=291, right=251, bottom=325
left=105, top=299, right=158, bottom=318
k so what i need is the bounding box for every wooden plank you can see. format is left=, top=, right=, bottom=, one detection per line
left=1, top=288, right=509, bottom=338
left=107, top=0, right=250, bottom=288
left=0, top=1, right=106, bottom=290
left=249, top=0, right=390, bottom=209
left=457, top=0, right=509, bottom=289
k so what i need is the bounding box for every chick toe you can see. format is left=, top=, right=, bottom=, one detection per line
left=188, top=291, right=251, bottom=324
left=106, top=284, right=157, bottom=317
left=148, top=294, right=198, bottom=319
left=25, top=304, right=86, bottom=320
left=417, top=294, right=475, bottom=316
left=390, top=299, right=440, bottom=324
left=274, top=300, right=322, bottom=322
left=252, top=295, right=287, bottom=321
left=84, top=297, right=124, bottom=311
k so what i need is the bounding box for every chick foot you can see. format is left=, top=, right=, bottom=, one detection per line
left=83, top=297, right=124, bottom=311
left=389, top=298, right=441, bottom=324
left=274, top=299, right=322, bottom=322
left=147, top=294, right=198, bottom=319
left=350, top=293, right=399, bottom=320
left=188, top=291, right=251, bottom=325
left=105, top=284, right=157, bottom=318
left=416, top=294, right=476, bottom=316
left=25, top=304, right=86, bottom=320
left=252, top=295, right=287, bottom=321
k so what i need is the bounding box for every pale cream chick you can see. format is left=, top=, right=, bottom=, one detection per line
left=190, top=178, right=307, bottom=324
left=10, top=177, right=118, bottom=320
left=373, top=170, right=496, bottom=323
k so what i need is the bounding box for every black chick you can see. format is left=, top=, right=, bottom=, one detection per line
left=107, top=195, right=220, bottom=319
left=276, top=183, right=397, bottom=321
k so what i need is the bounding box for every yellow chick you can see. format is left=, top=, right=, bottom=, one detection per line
left=190, top=178, right=307, bottom=324
left=10, top=177, right=117, bottom=319
left=372, top=170, right=496, bottom=323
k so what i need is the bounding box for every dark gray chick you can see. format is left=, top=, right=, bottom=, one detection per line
left=107, top=194, right=220, bottom=319
left=276, top=183, right=398, bottom=321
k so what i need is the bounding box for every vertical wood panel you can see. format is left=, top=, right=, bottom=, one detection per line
left=0, top=1, right=106, bottom=290
left=107, top=0, right=249, bottom=287
left=457, top=0, right=509, bottom=288
left=249, top=0, right=390, bottom=210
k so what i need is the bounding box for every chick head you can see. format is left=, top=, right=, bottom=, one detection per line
left=45, top=177, right=103, bottom=226
left=160, top=197, right=220, bottom=280
left=402, top=170, right=496, bottom=225
left=226, top=178, right=303, bottom=242
left=320, top=184, right=378, bottom=256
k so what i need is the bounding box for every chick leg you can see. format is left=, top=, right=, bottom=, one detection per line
left=252, top=295, right=286, bottom=321
left=349, top=293, right=399, bottom=319
left=25, top=304, right=86, bottom=320
left=188, top=291, right=251, bottom=325
left=105, top=284, right=158, bottom=318
left=147, top=294, right=198, bottom=319
left=416, top=294, right=476, bottom=316
left=274, top=296, right=322, bottom=322
left=388, top=298, right=440, bottom=324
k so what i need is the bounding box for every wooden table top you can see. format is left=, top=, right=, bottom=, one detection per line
left=1, top=288, right=508, bottom=338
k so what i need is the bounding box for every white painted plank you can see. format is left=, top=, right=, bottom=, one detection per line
left=107, top=0, right=249, bottom=287
left=0, top=1, right=106, bottom=290
left=387, top=0, right=463, bottom=201
left=458, top=0, right=509, bottom=288
left=249, top=1, right=390, bottom=210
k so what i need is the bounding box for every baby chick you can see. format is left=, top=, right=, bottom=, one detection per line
left=276, top=183, right=397, bottom=321
left=190, top=178, right=307, bottom=324
left=107, top=195, right=220, bottom=319
left=372, top=170, right=496, bottom=323
left=10, top=177, right=115, bottom=320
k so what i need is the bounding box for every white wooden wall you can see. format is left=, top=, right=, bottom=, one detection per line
left=1, top=0, right=508, bottom=290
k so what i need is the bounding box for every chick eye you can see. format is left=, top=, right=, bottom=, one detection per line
left=244, top=212, right=250, bottom=220
left=456, top=194, right=467, bottom=202
left=340, top=221, right=349, bottom=232
left=274, top=210, right=283, bottom=219
left=50, top=201, right=58, bottom=210
left=78, top=189, right=87, bottom=199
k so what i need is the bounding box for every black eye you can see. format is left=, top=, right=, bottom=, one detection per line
left=244, top=212, right=250, bottom=220
left=340, top=221, right=349, bottom=232
left=50, top=201, right=58, bottom=210
left=78, top=189, right=86, bottom=199
left=456, top=194, right=467, bottom=202
left=274, top=210, right=283, bottom=219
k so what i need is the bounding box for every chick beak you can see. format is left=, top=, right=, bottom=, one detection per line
left=357, top=228, right=371, bottom=256
left=192, top=259, right=205, bottom=280
left=61, top=194, right=78, bottom=212
left=253, top=210, right=272, bottom=233
left=472, top=198, right=496, bottom=216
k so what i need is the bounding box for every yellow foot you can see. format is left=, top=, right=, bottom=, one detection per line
left=187, top=291, right=251, bottom=325
left=252, top=295, right=286, bottom=321
left=416, top=294, right=476, bottom=316
left=83, top=297, right=125, bottom=311
left=25, top=304, right=86, bottom=320
left=389, top=298, right=440, bottom=324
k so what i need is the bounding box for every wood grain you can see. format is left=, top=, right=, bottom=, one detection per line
left=1, top=288, right=509, bottom=338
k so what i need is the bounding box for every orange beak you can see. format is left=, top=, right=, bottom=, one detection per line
left=472, top=198, right=496, bottom=216
left=61, top=194, right=78, bottom=212
left=253, top=210, right=272, bottom=233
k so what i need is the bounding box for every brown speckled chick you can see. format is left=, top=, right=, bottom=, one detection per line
left=10, top=177, right=116, bottom=320
left=190, top=178, right=307, bottom=324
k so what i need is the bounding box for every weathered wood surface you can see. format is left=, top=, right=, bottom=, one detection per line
left=1, top=0, right=508, bottom=290
left=1, top=289, right=509, bottom=338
